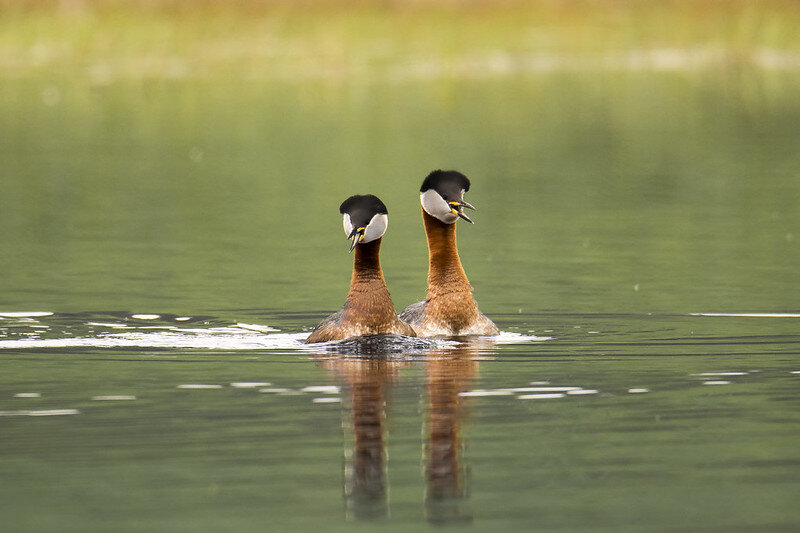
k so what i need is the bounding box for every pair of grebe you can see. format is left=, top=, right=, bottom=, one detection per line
left=305, top=170, right=498, bottom=343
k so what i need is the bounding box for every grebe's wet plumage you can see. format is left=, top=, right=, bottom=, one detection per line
left=400, top=170, right=499, bottom=337
left=306, top=194, right=416, bottom=344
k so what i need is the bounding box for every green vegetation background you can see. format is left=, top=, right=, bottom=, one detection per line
left=2, top=0, right=799, bottom=318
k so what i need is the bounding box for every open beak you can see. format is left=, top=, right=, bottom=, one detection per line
left=449, top=201, right=476, bottom=224
left=348, top=226, right=366, bottom=253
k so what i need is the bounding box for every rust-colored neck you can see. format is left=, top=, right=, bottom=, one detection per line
left=348, top=239, right=386, bottom=295
left=422, top=209, right=472, bottom=299
left=344, top=238, right=398, bottom=325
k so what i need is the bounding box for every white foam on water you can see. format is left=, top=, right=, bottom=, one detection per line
left=176, top=326, right=257, bottom=335
left=177, top=384, right=223, bottom=389
left=92, top=395, right=137, bottom=401
left=231, top=382, right=272, bottom=388
left=0, top=312, right=53, bottom=318
left=703, top=380, right=731, bottom=385
left=504, top=387, right=582, bottom=393
left=494, top=331, right=551, bottom=344
left=0, top=320, right=548, bottom=353
left=791, top=371, right=800, bottom=375
left=0, top=329, right=309, bottom=350
left=690, top=312, right=800, bottom=318
left=518, top=393, right=565, bottom=400
left=14, top=393, right=41, bottom=398
left=312, top=397, right=341, bottom=404
left=628, top=388, right=650, bottom=394
left=529, top=381, right=551, bottom=385
left=459, top=390, right=515, bottom=397
left=300, top=330, right=549, bottom=356
left=693, top=372, right=748, bottom=376
left=235, top=323, right=280, bottom=333
left=258, top=388, right=294, bottom=394
left=567, top=389, right=599, bottom=395
left=301, top=386, right=340, bottom=394
left=0, top=409, right=79, bottom=417
left=175, top=317, right=192, bottom=321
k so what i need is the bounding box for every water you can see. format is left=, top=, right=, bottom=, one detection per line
left=3, top=4, right=800, bottom=531
left=2, top=311, right=798, bottom=531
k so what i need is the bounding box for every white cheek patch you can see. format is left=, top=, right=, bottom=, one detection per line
left=420, top=190, right=457, bottom=224
left=342, top=213, right=354, bottom=238
left=361, top=213, right=388, bottom=243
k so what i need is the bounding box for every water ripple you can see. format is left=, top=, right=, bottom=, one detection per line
left=0, top=312, right=544, bottom=353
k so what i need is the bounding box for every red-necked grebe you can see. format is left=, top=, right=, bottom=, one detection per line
left=306, top=194, right=416, bottom=343
left=399, top=170, right=499, bottom=337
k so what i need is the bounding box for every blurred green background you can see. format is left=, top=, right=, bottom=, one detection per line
left=1, top=0, right=799, bottom=318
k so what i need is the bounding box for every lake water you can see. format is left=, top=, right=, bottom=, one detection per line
left=2, top=10, right=800, bottom=530
left=1, top=311, right=799, bottom=531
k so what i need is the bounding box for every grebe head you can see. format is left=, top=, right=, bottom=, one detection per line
left=419, top=169, right=476, bottom=224
left=340, top=194, right=389, bottom=253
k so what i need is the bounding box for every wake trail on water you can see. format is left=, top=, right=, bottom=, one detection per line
left=0, top=312, right=548, bottom=352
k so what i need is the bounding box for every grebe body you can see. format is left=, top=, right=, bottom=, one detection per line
left=399, top=170, right=499, bottom=337
left=306, top=195, right=416, bottom=343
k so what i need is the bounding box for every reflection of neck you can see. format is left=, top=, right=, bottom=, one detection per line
left=353, top=381, right=385, bottom=463
left=427, top=369, right=461, bottom=495
left=351, top=380, right=386, bottom=505
left=425, top=355, right=476, bottom=523
left=345, top=363, right=392, bottom=520
left=422, top=209, right=472, bottom=299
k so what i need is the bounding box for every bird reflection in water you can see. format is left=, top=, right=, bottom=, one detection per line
left=424, top=345, right=478, bottom=524
left=315, top=337, right=489, bottom=523
left=316, top=356, right=402, bottom=520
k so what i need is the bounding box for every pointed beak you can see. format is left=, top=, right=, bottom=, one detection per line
left=348, top=227, right=366, bottom=253
left=449, top=201, right=476, bottom=224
